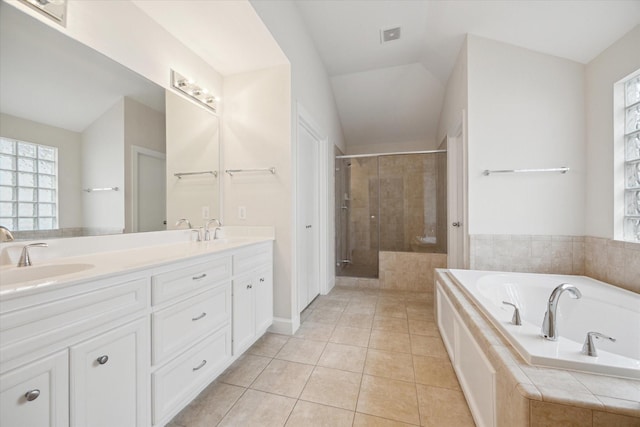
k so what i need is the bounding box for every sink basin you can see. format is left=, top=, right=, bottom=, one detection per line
left=0, top=263, right=95, bottom=286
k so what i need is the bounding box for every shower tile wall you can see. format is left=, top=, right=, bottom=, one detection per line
left=348, top=158, right=379, bottom=276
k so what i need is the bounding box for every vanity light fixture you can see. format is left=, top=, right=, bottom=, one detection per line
left=19, top=0, right=67, bottom=26
left=171, top=70, right=218, bottom=114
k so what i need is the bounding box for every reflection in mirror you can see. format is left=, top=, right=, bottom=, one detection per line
left=0, top=2, right=220, bottom=240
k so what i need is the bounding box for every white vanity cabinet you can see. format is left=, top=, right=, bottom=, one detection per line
left=0, top=350, right=69, bottom=427
left=69, top=318, right=148, bottom=427
left=232, top=243, right=273, bottom=355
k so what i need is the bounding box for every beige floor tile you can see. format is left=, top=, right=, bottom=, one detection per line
left=413, top=355, right=460, bottom=389
left=373, top=315, right=409, bottom=333
left=318, top=342, right=367, bottom=372
left=218, top=354, right=271, bottom=387
left=353, top=413, right=419, bottom=426
left=248, top=333, right=289, bottom=357
left=369, top=330, right=412, bottom=353
left=285, top=400, right=354, bottom=427
left=416, top=384, right=475, bottom=427
left=168, top=382, right=245, bottom=427
left=364, top=349, right=415, bottom=382
left=376, top=306, right=408, bottom=319
left=314, top=298, right=349, bottom=312
left=329, top=326, right=371, bottom=347
left=345, top=302, right=377, bottom=315
left=300, top=366, right=362, bottom=410
left=250, top=359, right=314, bottom=398
left=306, top=308, right=342, bottom=325
left=217, top=389, right=296, bottom=427
left=338, top=312, right=374, bottom=329
left=294, top=321, right=335, bottom=341
left=410, top=334, right=447, bottom=358
left=406, top=306, right=434, bottom=320
left=356, top=375, right=420, bottom=425
left=408, top=319, right=439, bottom=337
left=275, top=337, right=327, bottom=364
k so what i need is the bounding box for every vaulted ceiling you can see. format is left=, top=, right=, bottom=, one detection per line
left=296, top=0, right=640, bottom=149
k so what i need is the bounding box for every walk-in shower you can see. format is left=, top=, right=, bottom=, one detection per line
left=335, top=150, right=447, bottom=279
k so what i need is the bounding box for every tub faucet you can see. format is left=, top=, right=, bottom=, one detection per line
left=204, top=219, right=222, bottom=241
left=541, top=283, right=581, bottom=341
left=0, top=225, right=14, bottom=242
left=175, top=218, right=192, bottom=229
left=581, top=331, right=616, bottom=357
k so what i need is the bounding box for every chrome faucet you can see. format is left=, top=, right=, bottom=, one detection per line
left=581, top=331, right=616, bottom=357
left=17, top=243, right=48, bottom=267
left=541, top=283, right=581, bottom=340
left=175, top=218, right=192, bottom=229
left=0, top=225, right=14, bottom=242
left=204, top=219, right=222, bottom=241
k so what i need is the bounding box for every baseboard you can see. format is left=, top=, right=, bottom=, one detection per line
left=268, top=317, right=294, bottom=335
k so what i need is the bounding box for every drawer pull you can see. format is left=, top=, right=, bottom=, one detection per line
left=192, top=312, right=207, bottom=321
left=192, top=360, right=207, bottom=371
left=192, top=273, right=207, bottom=280
left=97, top=355, right=109, bottom=365
left=259, top=277, right=265, bottom=282
left=24, top=389, right=40, bottom=402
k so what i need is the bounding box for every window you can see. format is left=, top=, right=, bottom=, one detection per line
left=0, top=138, right=58, bottom=231
left=624, top=74, right=640, bottom=242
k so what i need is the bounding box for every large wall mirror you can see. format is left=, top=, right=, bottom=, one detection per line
left=0, top=2, right=220, bottom=240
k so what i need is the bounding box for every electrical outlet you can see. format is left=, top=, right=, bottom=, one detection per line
left=202, top=206, right=210, bottom=219
left=238, top=206, right=246, bottom=220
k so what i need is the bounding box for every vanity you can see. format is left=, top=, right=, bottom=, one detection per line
left=0, top=229, right=274, bottom=427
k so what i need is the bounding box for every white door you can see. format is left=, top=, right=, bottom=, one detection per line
left=232, top=274, right=255, bottom=355
left=447, top=118, right=467, bottom=269
left=70, top=318, right=148, bottom=427
left=133, top=146, right=166, bottom=232
left=297, top=116, right=320, bottom=311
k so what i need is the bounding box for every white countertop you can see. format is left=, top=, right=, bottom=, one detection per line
left=0, top=235, right=273, bottom=299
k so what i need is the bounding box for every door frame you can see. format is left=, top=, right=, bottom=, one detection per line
left=131, top=145, right=166, bottom=233
left=293, top=103, right=329, bottom=330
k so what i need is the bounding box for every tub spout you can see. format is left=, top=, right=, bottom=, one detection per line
left=541, top=283, right=581, bottom=341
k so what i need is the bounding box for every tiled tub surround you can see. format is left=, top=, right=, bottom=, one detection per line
left=336, top=251, right=447, bottom=292
left=435, top=269, right=640, bottom=427
left=470, top=235, right=640, bottom=293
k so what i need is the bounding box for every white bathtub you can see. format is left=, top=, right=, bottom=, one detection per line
left=448, top=269, right=640, bottom=380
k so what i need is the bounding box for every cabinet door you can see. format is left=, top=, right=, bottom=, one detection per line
left=232, top=274, right=255, bottom=355
left=70, top=318, right=149, bottom=427
left=254, top=266, right=273, bottom=335
left=0, top=350, right=69, bottom=427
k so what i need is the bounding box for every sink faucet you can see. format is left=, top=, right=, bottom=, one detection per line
left=175, top=218, right=192, bottom=229
left=17, top=243, right=48, bottom=267
left=204, top=219, right=222, bottom=241
left=0, top=225, right=14, bottom=242
left=541, top=283, right=581, bottom=340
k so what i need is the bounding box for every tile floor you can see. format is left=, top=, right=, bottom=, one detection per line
left=167, top=286, right=476, bottom=427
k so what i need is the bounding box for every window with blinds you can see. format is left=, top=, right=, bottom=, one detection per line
left=0, top=138, right=58, bottom=231
left=624, top=74, right=640, bottom=242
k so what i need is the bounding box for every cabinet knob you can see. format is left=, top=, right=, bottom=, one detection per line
left=192, top=360, right=207, bottom=371
left=246, top=284, right=253, bottom=289
left=24, top=389, right=40, bottom=402
left=259, top=278, right=265, bottom=282
left=96, top=355, right=109, bottom=365
left=192, top=312, right=207, bottom=321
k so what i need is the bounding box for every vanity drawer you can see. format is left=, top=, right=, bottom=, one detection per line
left=152, top=283, right=231, bottom=365
left=0, top=277, right=148, bottom=365
left=151, top=257, right=231, bottom=305
left=232, top=243, right=272, bottom=273
left=152, top=327, right=231, bottom=424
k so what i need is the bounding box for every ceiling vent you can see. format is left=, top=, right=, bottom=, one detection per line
left=381, top=27, right=401, bottom=44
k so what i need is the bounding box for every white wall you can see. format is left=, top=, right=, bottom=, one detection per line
left=123, top=97, right=166, bottom=233
left=222, top=65, right=292, bottom=320
left=165, top=91, right=220, bottom=230
left=0, top=113, right=82, bottom=229
left=585, top=25, right=640, bottom=239
left=346, top=140, right=432, bottom=155
left=81, top=100, right=125, bottom=231
left=436, top=38, right=468, bottom=145
left=466, top=35, right=586, bottom=236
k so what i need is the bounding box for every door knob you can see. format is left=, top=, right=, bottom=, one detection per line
left=452, top=222, right=461, bottom=227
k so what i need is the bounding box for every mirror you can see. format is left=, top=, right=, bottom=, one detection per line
left=0, top=2, right=220, bottom=239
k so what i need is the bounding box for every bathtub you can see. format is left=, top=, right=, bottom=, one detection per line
left=448, top=269, right=640, bottom=380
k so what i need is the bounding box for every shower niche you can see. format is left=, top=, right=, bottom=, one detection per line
left=335, top=152, right=447, bottom=279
